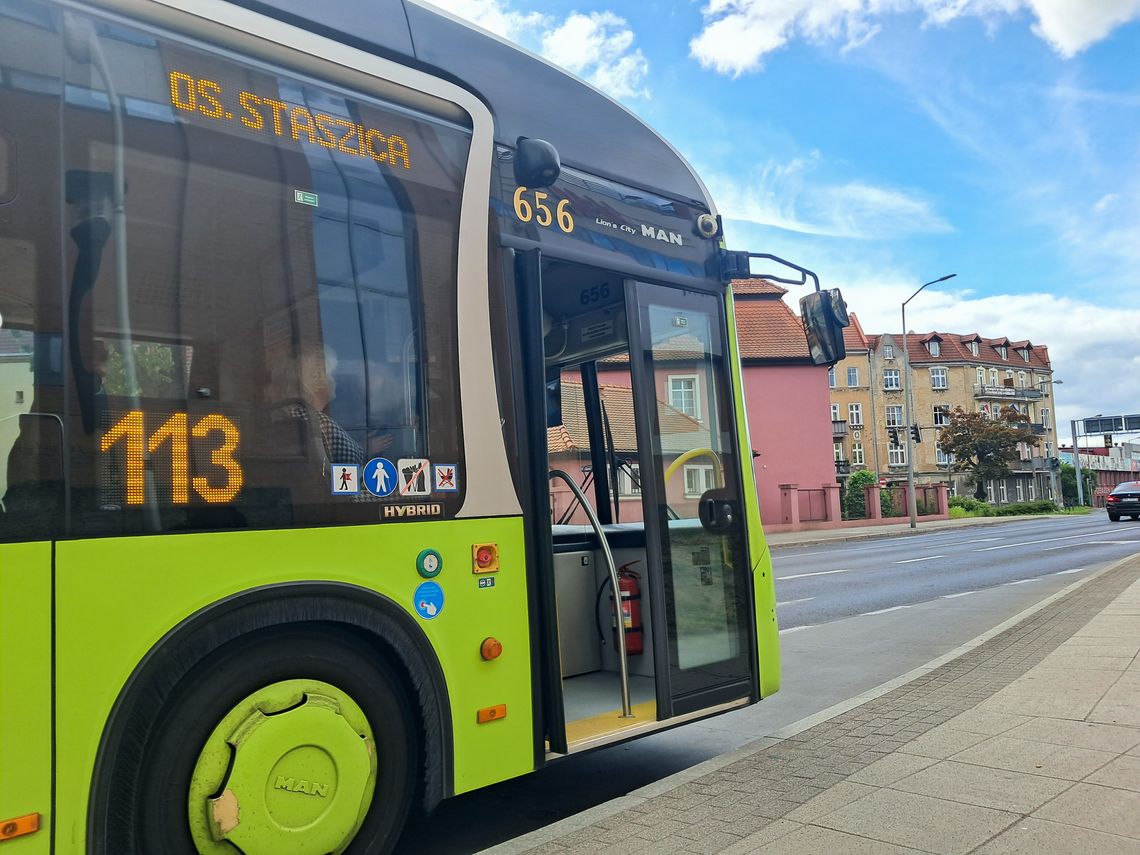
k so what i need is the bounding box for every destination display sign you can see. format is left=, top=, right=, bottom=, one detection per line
left=494, top=148, right=716, bottom=280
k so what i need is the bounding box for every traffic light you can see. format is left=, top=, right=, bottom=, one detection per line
left=911, top=424, right=922, bottom=444
left=1050, top=457, right=1061, bottom=470
left=889, top=427, right=900, bottom=448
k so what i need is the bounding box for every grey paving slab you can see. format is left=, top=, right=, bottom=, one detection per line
left=749, top=824, right=927, bottom=854
left=975, top=818, right=1140, bottom=855
left=1033, top=781, right=1140, bottom=839
left=887, top=759, right=1071, bottom=813
left=1052, top=637, right=1140, bottom=658
left=941, top=708, right=1032, bottom=736
left=978, top=667, right=1121, bottom=719
left=896, top=724, right=990, bottom=759
left=1087, top=754, right=1140, bottom=793
left=1002, top=716, right=1140, bottom=753
left=1090, top=678, right=1140, bottom=726
left=783, top=781, right=875, bottom=824
left=812, top=788, right=1017, bottom=855
left=1073, top=614, right=1140, bottom=639
left=950, top=734, right=1117, bottom=780
left=718, top=820, right=801, bottom=855
left=848, top=753, right=938, bottom=787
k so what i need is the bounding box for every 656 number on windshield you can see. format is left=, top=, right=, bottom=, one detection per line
left=513, top=187, right=574, bottom=234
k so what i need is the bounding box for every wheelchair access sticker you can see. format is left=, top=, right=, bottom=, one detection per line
left=413, top=581, right=444, bottom=620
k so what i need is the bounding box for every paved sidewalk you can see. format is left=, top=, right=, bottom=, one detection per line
left=485, top=552, right=1140, bottom=855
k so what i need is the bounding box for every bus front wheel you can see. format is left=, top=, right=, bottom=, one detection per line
left=133, top=626, right=418, bottom=855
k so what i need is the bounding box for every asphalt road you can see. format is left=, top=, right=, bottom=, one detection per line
left=396, top=511, right=1140, bottom=854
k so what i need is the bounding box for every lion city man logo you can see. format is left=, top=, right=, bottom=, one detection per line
left=273, top=776, right=330, bottom=797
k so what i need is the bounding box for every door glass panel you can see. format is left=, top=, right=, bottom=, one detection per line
left=634, top=283, right=751, bottom=699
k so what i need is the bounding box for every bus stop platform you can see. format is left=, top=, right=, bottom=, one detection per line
left=482, top=552, right=1140, bottom=855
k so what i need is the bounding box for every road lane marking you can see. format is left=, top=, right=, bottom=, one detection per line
left=862, top=605, right=910, bottom=616
left=942, top=591, right=976, bottom=598
left=1051, top=567, right=1086, bottom=575
left=1003, top=578, right=1038, bottom=586
left=959, top=537, right=1000, bottom=544
left=895, top=555, right=946, bottom=564
left=777, top=568, right=853, bottom=581
left=776, top=597, right=815, bottom=606
left=778, top=625, right=814, bottom=635
left=1044, top=540, right=1140, bottom=551
left=976, top=530, right=1123, bottom=551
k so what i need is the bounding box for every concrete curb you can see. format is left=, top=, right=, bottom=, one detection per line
left=477, top=550, right=1135, bottom=855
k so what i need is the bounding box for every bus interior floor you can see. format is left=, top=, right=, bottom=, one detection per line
left=562, top=671, right=655, bottom=725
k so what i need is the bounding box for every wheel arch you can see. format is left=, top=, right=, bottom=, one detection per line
left=87, top=581, right=453, bottom=855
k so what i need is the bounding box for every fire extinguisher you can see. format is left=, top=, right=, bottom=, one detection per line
left=610, top=561, right=643, bottom=656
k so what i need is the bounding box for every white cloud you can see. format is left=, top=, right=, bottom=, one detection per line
left=541, top=12, right=650, bottom=99
left=690, top=0, right=1140, bottom=75
left=423, top=1, right=650, bottom=99
left=706, top=156, right=951, bottom=238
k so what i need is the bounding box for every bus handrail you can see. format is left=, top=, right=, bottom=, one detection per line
left=548, top=469, right=633, bottom=719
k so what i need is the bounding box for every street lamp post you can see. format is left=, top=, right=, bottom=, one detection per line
left=1036, top=379, right=1063, bottom=507
left=902, top=273, right=957, bottom=528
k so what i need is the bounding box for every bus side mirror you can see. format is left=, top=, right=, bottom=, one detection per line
left=799, top=288, right=849, bottom=366
left=515, top=137, right=560, bottom=188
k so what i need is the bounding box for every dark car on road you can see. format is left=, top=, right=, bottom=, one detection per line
left=1107, top=481, right=1140, bottom=522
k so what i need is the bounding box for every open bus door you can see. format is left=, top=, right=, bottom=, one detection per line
left=517, top=247, right=758, bottom=757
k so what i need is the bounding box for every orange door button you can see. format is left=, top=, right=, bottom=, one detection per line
left=476, top=704, right=507, bottom=724
left=472, top=543, right=499, bottom=574
left=0, top=813, right=41, bottom=842
left=480, top=637, right=503, bottom=660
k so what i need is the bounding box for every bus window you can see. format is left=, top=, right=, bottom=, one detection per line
left=31, top=0, right=471, bottom=536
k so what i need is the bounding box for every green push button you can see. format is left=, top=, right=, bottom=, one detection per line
left=417, top=548, right=443, bottom=578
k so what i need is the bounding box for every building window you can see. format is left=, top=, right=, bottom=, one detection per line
left=831, top=403, right=840, bottom=421
left=930, top=367, right=947, bottom=389
left=618, top=463, right=641, bottom=498
left=883, top=344, right=895, bottom=359
left=847, top=366, right=859, bottom=387
left=667, top=375, right=699, bottom=419
left=834, top=442, right=845, bottom=462
left=936, top=447, right=952, bottom=466
left=1040, top=407, right=1050, bottom=428
left=888, top=446, right=907, bottom=466
left=1020, top=348, right=1030, bottom=362
left=976, top=367, right=985, bottom=386
left=885, top=405, right=904, bottom=427
left=828, top=366, right=836, bottom=388
left=883, top=369, right=901, bottom=390
left=1046, top=441, right=1054, bottom=456
left=1018, top=371, right=1027, bottom=388
left=849, top=403, right=863, bottom=427
left=968, top=341, right=979, bottom=356
left=683, top=463, right=715, bottom=498
left=926, top=340, right=941, bottom=356
left=1005, top=369, right=1014, bottom=384
left=990, top=368, right=999, bottom=386
left=1016, top=481, right=1024, bottom=501
left=933, top=404, right=950, bottom=427
left=999, top=482, right=1008, bottom=503
left=14, top=390, right=23, bottom=404
left=852, top=443, right=864, bottom=465
left=998, top=345, right=1008, bottom=360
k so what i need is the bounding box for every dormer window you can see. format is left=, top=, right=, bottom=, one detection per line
left=926, top=340, right=941, bottom=356
left=967, top=341, right=979, bottom=356
left=1020, top=348, right=1030, bottom=362
left=997, top=345, right=1008, bottom=360
left=883, top=344, right=895, bottom=359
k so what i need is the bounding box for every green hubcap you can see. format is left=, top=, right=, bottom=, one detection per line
left=189, top=680, right=377, bottom=855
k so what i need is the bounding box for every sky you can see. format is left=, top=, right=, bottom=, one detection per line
left=426, top=0, right=1140, bottom=446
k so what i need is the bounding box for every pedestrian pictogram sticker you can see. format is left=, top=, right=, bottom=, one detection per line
left=331, top=464, right=360, bottom=495
left=398, top=458, right=431, bottom=496
left=433, top=463, right=459, bottom=493
left=363, top=458, right=398, bottom=497
left=413, top=581, right=444, bottom=620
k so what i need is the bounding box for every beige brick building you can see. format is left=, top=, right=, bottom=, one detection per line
left=830, top=322, right=1060, bottom=504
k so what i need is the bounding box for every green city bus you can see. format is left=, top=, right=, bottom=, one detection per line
left=0, top=0, right=846, bottom=851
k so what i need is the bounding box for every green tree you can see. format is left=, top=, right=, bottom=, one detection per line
left=1060, top=462, right=1096, bottom=507
left=844, top=469, right=876, bottom=519
left=937, top=405, right=1039, bottom=500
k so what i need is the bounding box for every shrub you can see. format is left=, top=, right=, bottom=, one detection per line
left=993, top=500, right=1058, bottom=516
left=844, top=470, right=877, bottom=520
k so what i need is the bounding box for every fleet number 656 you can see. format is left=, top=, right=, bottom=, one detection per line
left=513, top=187, right=574, bottom=233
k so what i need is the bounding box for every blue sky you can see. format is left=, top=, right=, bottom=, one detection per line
left=429, top=0, right=1140, bottom=445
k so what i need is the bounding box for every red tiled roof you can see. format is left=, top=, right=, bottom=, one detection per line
left=549, top=379, right=704, bottom=453
left=734, top=298, right=811, bottom=360
left=894, top=331, right=1053, bottom=370
left=842, top=312, right=869, bottom=351
left=731, top=278, right=788, bottom=297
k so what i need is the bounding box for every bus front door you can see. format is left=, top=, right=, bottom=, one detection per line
left=625, top=280, right=756, bottom=719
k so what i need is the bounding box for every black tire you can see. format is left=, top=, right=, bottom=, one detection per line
left=132, top=625, right=418, bottom=855
left=1108, top=513, right=1120, bottom=522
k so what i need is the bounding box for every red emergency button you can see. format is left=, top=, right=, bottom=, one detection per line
left=472, top=543, right=499, bottom=574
